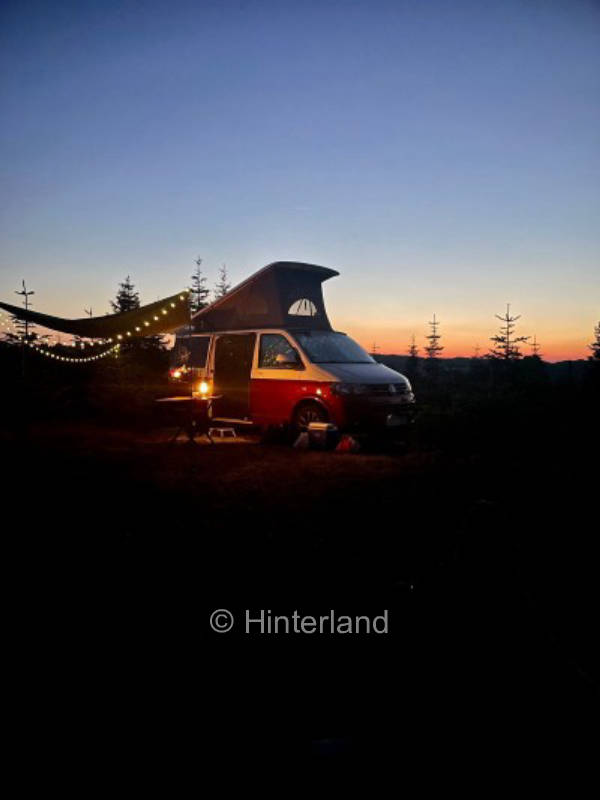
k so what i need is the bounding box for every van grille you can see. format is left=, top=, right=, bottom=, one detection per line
left=366, top=383, right=409, bottom=396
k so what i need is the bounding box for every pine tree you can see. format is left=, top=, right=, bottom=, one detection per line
left=405, top=334, right=420, bottom=382
left=488, top=304, right=529, bottom=360
left=5, top=279, right=39, bottom=365
left=110, top=275, right=140, bottom=314
left=189, top=256, right=210, bottom=314
left=109, top=276, right=166, bottom=359
left=214, top=264, right=231, bottom=300
left=529, top=334, right=543, bottom=360
left=589, top=321, right=600, bottom=361
left=11, top=280, right=37, bottom=342
left=5, top=280, right=38, bottom=376
left=424, top=314, right=443, bottom=358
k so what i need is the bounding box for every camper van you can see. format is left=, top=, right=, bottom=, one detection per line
left=170, top=262, right=415, bottom=432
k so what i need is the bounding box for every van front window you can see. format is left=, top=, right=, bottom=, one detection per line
left=295, top=332, right=374, bottom=364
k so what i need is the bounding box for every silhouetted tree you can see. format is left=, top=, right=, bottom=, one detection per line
left=589, top=321, right=600, bottom=361
left=488, top=304, right=528, bottom=360
left=110, top=276, right=140, bottom=314
left=424, top=314, right=443, bottom=358
left=5, top=280, right=39, bottom=378
left=189, top=256, right=210, bottom=314
left=109, top=276, right=166, bottom=362
left=7, top=280, right=38, bottom=344
left=405, top=334, right=420, bottom=383
left=214, top=264, right=231, bottom=300
left=530, top=334, right=542, bottom=359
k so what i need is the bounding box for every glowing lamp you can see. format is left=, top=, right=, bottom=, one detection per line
left=199, top=381, right=209, bottom=395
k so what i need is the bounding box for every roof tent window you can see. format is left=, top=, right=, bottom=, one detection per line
left=288, top=298, right=318, bottom=317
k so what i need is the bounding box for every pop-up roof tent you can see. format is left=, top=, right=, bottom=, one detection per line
left=0, top=261, right=339, bottom=339
left=189, top=261, right=339, bottom=333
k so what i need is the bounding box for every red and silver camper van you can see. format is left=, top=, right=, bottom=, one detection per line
left=170, top=262, right=415, bottom=432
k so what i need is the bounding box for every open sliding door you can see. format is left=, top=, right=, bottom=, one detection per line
left=212, top=333, right=256, bottom=420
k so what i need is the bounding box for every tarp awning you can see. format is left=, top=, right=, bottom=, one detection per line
left=0, top=291, right=190, bottom=339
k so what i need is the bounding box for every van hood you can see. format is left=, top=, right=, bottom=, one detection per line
left=319, top=362, right=409, bottom=385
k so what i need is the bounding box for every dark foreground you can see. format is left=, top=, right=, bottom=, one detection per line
left=2, top=356, right=599, bottom=780
left=3, top=430, right=598, bottom=777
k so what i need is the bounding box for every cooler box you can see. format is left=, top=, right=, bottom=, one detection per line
left=307, top=422, right=339, bottom=450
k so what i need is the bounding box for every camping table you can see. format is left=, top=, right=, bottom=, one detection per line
left=155, top=395, right=222, bottom=445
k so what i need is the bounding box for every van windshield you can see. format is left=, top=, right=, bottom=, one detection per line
left=295, top=332, right=375, bottom=364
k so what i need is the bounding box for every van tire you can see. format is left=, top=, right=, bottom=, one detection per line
left=292, top=401, right=328, bottom=433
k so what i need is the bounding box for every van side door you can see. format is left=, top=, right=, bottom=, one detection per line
left=251, top=332, right=305, bottom=424
left=212, top=333, right=256, bottom=421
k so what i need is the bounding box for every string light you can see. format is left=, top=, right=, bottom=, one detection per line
left=25, top=341, right=121, bottom=363
left=105, top=288, right=189, bottom=336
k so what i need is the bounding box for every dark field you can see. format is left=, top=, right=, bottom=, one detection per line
left=2, top=350, right=599, bottom=776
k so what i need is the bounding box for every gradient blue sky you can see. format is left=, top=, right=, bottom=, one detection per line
left=1, top=0, right=598, bottom=358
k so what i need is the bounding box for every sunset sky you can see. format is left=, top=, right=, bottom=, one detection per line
left=1, top=0, right=598, bottom=361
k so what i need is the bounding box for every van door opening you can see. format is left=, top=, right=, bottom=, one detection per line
left=212, top=333, right=256, bottom=420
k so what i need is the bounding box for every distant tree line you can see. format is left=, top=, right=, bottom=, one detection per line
left=402, top=304, right=599, bottom=364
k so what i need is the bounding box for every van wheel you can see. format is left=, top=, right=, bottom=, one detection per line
left=292, top=402, right=328, bottom=432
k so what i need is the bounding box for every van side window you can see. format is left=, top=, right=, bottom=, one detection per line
left=173, top=335, right=210, bottom=368
left=259, top=334, right=303, bottom=369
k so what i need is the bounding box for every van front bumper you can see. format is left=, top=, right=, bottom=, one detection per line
left=327, top=395, right=416, bottom=432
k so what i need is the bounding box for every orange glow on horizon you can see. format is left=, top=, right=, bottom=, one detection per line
left=351, top=331, right=591, bottom=363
